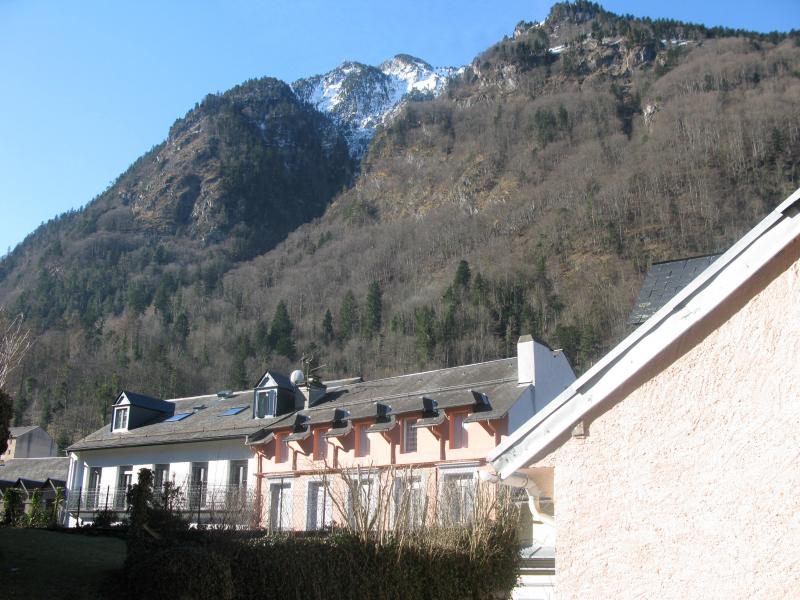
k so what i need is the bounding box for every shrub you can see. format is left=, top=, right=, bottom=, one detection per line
left=2, top=488, right=23, bottom=525
left=126, top=542, right=234, bottom=600
left=92, top=508, right=117, bottom=528
left=26, top=488, right=48, bottom=527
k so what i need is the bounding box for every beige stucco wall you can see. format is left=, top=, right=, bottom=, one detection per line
left=550, top=240, right=800, bottom=599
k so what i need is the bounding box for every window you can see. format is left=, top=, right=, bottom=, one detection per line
left=165, top=412, right=192, bottom=422
left=450, top=413, right=468, bottom=449
left=440, top=472, right=475, bottom=524
left=229, top=460, right=248, bottom=488
left=306, top=481, right=332, bottom=530
left=153, top=464, right=170, bottom=490
left=394, top=474, right=425, bottom=528
left=189, top=462, right=208, bottom=509
left=255, top=389, right=277, bottom=418
left=268, top=481, right=293, bottom=531
left=347, top=475, right=377, bottom=527
left=87, top=467, right=102, bottom=509
left=276, top=434, right=290, bottom=463
left=221, top=406, right=248, bottom=416
left=115, top=466, right=133, bottom=509
left=314, top=430, right=328, bottom=461
left=113, top=407, right=129, bottom=431
left=402, top=418, right=418, bottom=453
left=356, top=424, right=370, bottom=457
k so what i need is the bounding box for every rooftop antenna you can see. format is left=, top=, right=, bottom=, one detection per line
left=301, top=352, right=326, bottom=386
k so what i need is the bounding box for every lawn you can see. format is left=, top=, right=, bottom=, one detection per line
left=0, top=528, right=126, bottom=599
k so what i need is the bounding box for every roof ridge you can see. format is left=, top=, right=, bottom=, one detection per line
left=302, top=376, right=517, bottom=414
left=343, top=357, right=515, bottom=386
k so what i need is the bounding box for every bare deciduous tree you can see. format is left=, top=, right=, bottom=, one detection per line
left=0, top=307, right=31, bottom=454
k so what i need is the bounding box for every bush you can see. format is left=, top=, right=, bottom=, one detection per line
left=2, top=488, right=24, bottom=525
left=126, top=542, right=234, bottom=600
left=231, top=527, right=519, bottom=600
left=124, top=524, right=518, bottom=600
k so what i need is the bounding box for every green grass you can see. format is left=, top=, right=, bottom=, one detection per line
left=0, top=528, right=126, bottom=599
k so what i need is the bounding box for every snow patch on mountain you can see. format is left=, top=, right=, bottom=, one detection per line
left=293, top=54, right=460, bottom=159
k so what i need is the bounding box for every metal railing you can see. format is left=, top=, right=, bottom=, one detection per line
left=66, top=483, right=256, bottom=524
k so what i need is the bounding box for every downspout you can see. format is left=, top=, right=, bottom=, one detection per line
left=478, top=470, right=554, bottom=527
left=255, top=450, right=263, bottom=529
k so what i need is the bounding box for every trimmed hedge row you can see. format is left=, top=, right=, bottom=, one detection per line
left=125, top=528, right=519, bottom=600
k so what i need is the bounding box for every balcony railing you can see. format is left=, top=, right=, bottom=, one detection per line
left=66, top=484, right=256, bottom=522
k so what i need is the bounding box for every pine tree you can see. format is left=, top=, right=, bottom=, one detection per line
left=414, top=306, right=437, bottom=364
left=174, top=312, right=190, bottom=344
left=322, top=309, right=334, bottom=345
left=363, top=281, right=382, bottom=338
left=268, top=301, right=296, bottom=360
left=338, top=291, right=358, bottom=342
left=454, top=260, right=471, bottom=290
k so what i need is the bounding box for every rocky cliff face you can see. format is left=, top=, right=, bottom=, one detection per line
left=293, top=54, right=458, bottom=158
left=72, top=78, right=353, bottom=258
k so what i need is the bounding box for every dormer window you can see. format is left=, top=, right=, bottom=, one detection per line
left=113, top=407, right=129, bottom=431
left=255, top=389, right=277, bottom=419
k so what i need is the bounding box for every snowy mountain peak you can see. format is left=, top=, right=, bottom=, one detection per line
left=293, top=55, right=459, bottom=159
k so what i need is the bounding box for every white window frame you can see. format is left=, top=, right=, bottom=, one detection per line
left=229, top=460, right=248, bottom=488
left=255, top=389, right=277, bottom=419
left=87, top=466, right=102, bottom=509
left=346, top=470, right=378, bottom=527
left=267, top=477, right=293, bottom=531
left=437, top=464, right=479, bottom=525
left=392, top=471, right=428, bottom=528
left=113, top=407, right=129, bottom=431
left=153, top=463, right=170, bottom=490
left=115, top=465, right=133, bottom=509
left=306, top=478, right=333, bottom=531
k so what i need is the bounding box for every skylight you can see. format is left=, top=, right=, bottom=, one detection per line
left=220, top=406, right=248, bottom=416
left=165, top=413, right=192, bottom=422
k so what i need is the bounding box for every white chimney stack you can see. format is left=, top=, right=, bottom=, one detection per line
left=517, top=335, right=535, bottom=386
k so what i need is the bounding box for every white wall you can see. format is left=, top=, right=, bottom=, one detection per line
left=508, top=344, right=576, bottom=435
left=68, top=439, right=257, bottom=515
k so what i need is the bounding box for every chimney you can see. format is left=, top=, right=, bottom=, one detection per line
left=295, top=381, right=327, bottom=410
left=517, top=335, right=535, bottom=386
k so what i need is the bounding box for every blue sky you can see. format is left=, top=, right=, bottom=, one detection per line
left=1, top=0, right=798, bottom=254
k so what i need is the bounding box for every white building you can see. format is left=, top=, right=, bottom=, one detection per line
left=65, top=389, right=262, bottom=526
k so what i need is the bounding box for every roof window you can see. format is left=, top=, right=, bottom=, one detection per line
left=165, top=412, right=192, bottom=422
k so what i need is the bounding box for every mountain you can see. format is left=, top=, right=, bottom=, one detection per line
left=1, top=1, right=798, bottom=449
left=293, top=54, right=457, bottom=158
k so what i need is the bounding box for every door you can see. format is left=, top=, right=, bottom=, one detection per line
left=190, top=462, right=208, bottom=509
left=87, top=467, right=102, bottom=509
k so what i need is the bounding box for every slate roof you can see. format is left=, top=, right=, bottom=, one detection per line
left=68, top=391, right=291, bottom=452
left=69, top=357, right=530, bottom=452
left=257, top=357, right=524, bottom=437
left=0, top=457, right=70, bottom=485
left=8, top=426, right=39, bottom=438
left=118, top=390, right=175, bottom=413
left=627, top=254, right=720, bottom=325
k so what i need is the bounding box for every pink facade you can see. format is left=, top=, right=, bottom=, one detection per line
left=251, top=339, right=575, bottom=531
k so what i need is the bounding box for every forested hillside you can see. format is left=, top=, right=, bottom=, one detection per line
left=1, top=1, right=798, bottom=449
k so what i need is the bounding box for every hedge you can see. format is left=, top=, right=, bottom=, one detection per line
left=124, top=527, right=519, bottom=600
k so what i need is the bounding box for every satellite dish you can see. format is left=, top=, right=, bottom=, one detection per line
left=290, top=369, right=305, bottom=385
